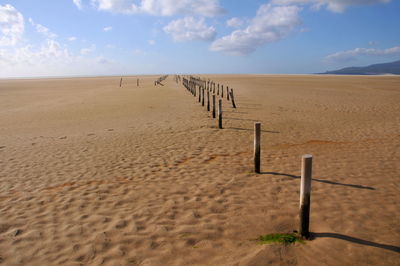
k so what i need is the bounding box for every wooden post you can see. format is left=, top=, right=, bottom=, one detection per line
left=212, top=94, right=216, bottom=118
left=207, top=90, right=210, bottom=111
left=227, top=86, right=230, bottom=100
left=198, top=86, right=201, bottom=102
left=202, top=88, right=205, bottom=106
left=221, top=85, right=224, bottom=98
left=230, top=89, right=237, bottom=108
left=254, top=122, right=261, bottom=173
left=137, top=78, right=139, bottom=86
left=218, top=99, right=222, bottom=129
left=120, top=77, right=122, bottom=87
left=213, top=83, right=215, bottom=94
left=217, top=84, right=220, bottom=95
left=299, top=154, right=313, bottom=238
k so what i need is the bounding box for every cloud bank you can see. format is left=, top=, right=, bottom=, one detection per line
left=210, top=4, right=301, bottom=55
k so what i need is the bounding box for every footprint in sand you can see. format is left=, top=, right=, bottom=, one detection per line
left=59, top=136, right=67, bottom=139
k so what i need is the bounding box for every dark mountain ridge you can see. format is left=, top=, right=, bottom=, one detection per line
left=321, top=59, right=400, bottom=75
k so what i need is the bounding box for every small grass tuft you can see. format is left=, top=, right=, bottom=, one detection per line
left=257, top=233, right=304, bottom=245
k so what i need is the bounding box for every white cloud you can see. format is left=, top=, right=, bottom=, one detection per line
left=80, top=45, right=95, bottom=55
left=91, top=0, right=224, bottom=16
left=148, top=39, right=156, bottom=45
left=271, top=0, right=391, bottom=12
left=226, top=17, right=244, bottom=28
left=326, top=46, right=400, bottom=61
left=68, top=36, right=77, bottom=41
left=210, top=4, right=301, bottom=55
left=0, top=4, right=24, bottom=46
left=164, top=17, right=216, bottom=42
left=29, top=18, right=57, bottom=39
left=73, top=0, right=83, bottom=9
left=103, top=26, right=112, bottom=32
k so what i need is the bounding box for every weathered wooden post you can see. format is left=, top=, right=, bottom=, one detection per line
left=198, top=86, right=201, bottom=102
left=254, top=122, right=261, bottom=173
left=299, top=154, right=313, bottom=238
left=120, top=77, right=122, bottom=87
left=207, top=90, right=210, bottom=111
left=221, top=85, right=224, bottom=98
left=230, top=89, right=237, bottom=108
left=213, top=83, right=215, bottom=94
left=218, top=99, right=222, bottom=129
left=212, top=94, right=216, bottom=118
left=227, top=86, right=230, bottom=100
left=217, top=84, right=220, bottom=95
left=202, top=88, right=205, bottom=106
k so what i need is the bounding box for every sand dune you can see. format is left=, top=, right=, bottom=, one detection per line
left=0, top=75, right=399, bottom=265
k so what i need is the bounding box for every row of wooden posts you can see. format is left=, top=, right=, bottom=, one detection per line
left=155, top=75, right=168, bottom=86
left=179, top=75, right=313, bottom=238
left=181, top=75, right=236, bottom=129
left=119, top=77, right=140, bottom=87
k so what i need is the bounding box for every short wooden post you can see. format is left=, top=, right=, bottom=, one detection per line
left=207, top=90, right=210, bottom=111
left=218, top=99, right=222, bottom=129
left=202, top=88, right=205, bottom=106
left=230, top=89, right=237, bottom=108
left=120, top=77, right=122, bottom=87
left=212, top=95, right=216, bottom=118
left=254, top=122, right=261, bottom=173
left=299, top=155, right=313, bottom=238
left=227, top=86, right=230, bottom=100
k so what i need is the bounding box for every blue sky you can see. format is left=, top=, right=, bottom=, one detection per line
left=0, top=0, right=399, bottom=77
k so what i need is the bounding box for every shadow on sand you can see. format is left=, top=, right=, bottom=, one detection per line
left=262, top=172, right=375, bottom=190
left=311, top=232, right=400, bottom=253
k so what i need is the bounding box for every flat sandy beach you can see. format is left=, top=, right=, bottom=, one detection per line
left=0, top=75, right=399, bottom=265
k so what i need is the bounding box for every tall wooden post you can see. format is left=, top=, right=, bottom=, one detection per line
left=230, top=89, right=237, bottom=108
left=299, top=155, right=313, bottom=238
left=212, top=94, right=216, bottom=118
left=202, top=88, right=205, bottom=106
left=218, top=99, right=222, bottom=129
left=254, top=122, right=261, bottom=173
left=227, top=86, right=230, bottom=100
left=207, top=90, right=210, bottom=111
left=198, top=86, right=201, bottom=102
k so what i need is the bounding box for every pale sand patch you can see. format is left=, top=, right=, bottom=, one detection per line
left=0, top=75, right=399, bottom=265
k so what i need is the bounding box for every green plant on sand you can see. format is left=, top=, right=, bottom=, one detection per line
left=257, top=233, right=304, bottom=245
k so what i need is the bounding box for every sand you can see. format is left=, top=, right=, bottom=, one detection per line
left=0, top=74, right=399, bottom=265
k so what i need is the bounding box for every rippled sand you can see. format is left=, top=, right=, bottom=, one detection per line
left=0, top=75, right=399, bottom=265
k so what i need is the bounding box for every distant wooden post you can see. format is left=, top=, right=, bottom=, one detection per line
left=230, top=89, right=237, bottom=108
left=207, top=90, right=210, bottom=111
left=137, top=78, right=139, bottom=86
left=212, top=94, right=216, bottom=118
left=213, top=83, right=215, bottom=94
left=120, top=77, right=122, bottom=87
left=227, top=86, right=230, bottom=100
left=217, top=84, right=220, bottom=95
left=254, top=122, right=261, bottom=173
left=198, top=86, right=201, bottom=102
left=221, top=85, right=224, bottom=98
left=218, top=99, right=222, bottom=129
left=299, top=154, right=313, bottom=238
left=202, top=88, right=205, bottom=106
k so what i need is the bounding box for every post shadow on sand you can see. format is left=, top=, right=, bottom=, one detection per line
left=262, top=172, right=375, bottom=190
left=310, top=233, right=400, bottom=253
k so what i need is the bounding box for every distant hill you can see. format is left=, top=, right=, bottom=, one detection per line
left=321, top=59, right=400, bottom=75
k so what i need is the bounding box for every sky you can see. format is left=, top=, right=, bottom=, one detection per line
left=0, top=0, right=399, bottom=78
